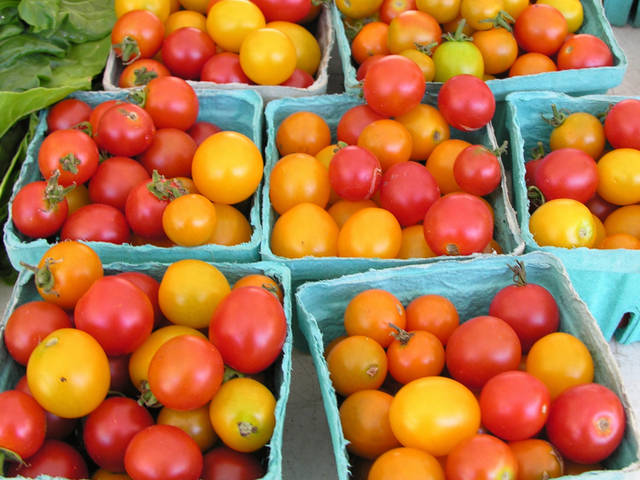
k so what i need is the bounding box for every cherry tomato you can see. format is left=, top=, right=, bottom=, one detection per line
left=549, top=110, right=605, bottom=160
left=11, top=176, right=69, bottom=238
left=47, top=98, right=91, bottom=132
left=598, top=148, right=640, bottom=205
left=546, top=383, right=625, bottom=464
left=27, top=328, right=110, bottom=418
left=338, top=207, right=403, bottom=258
left=389, top=376, right=481, bottom=456
left=387, top=328, right=445, bottom=384
left=0, top=390, right=46, bottom=459
left=209, top=377, right=276, bottom=452
left=61, top=203, right=131, bottom=244
left=446, top=315, right=522, bottom=390
left=529, top=198, right=596, bottom=248
left=514, top=4, right=568, bottom=56
left=280, top=68, right=315, bottom=88
left=357, top=119, right=413, bottom=171
left=269, top=153, right=330, bottom=214
left=7, top=439, right=88, bottom=479
left=201, top=446, right=264, bottom=480
left=369, top=447, right=444, bottom=480
left=351, top=22, right=389, bottom=65
left=604, top=99, right=640, bottom=150
left=335, top=0, right=383, bottom=18
left=209, top=286, right=287, bottom=374
left=432, top=36, right=484, bottom=82
left=509, top=52, right=558, bottom=76
left=329, top=145, right=382, bottom=201
left=162, top=193, right=217, bottom=246
left=387, top=10, right=441, bottom=54
left=445, top=434, right=518, bottom=480
left=472, top=27, right=519, bottom=75
left=187, top=121, right=222, bottom=146
left=111, top=9, right=165, bottom=63
left=405, top=294, right=459, bottom=345
left=416, top=0, right=458, bottom=23
left=157, top=405, right=217, bottom=451
left=267, top=20, right=321, bottom=76
left=327, top=335, right=388, bottom=396
left=533, top=148, right=598, bottom=203
left=144, top=76, right=199, bottom=130
left=74, top=276, right=154, bottom=356
left=363, top=55, right=426, bottom=117
left=438, top=74, right=496, bottom=131
left=253, top=0, right=311, bottom=22
left=239, top=28, right=297, bottom=85
left=162, top=27, right=216, bottom=80
left=557, top=34, right=613, bottom=70
left=125, top=175, right=183, bottom=239
left=95, top=102, right=156, bottom=157
left=206, top=0, right=265, bottom=53
left=208, top=204, right=252, bottom=246
left=115, top=0, right=171, bottom=22
left=200, top=52, right=251, bottom=84
left=125, top=425, right=203, bottom=480
left=89, top=99, right=124, bottom=135
left=344, top=289, right=406, bottom=348
left=276, top=111, right=331, bottom=156
left=336, top=105, right=386, bottom=146
left=426, top=138, right=469, bottom=194
left=453, top=144, right=501, bottom=196
left=165, top=9, right=207, bottom=34
left=84, top=397, right=155, bottom=472
left=508, top=439, right=564, bottom=480
left=88, top=156, right=150, bottom=211
left=423, top=192, right=494, bottom=256
left=38, top=128, right=99, bottom=186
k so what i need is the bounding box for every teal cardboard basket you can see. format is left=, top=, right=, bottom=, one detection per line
left=333, top=0, right=627, bottom=101
left=0, top=260, right=292, bottom=480
left=503, top=90, right=640, bottom=344
left=3, top=88, right=264, bottom=271
left=604, top=0, right=634, bottom=26
left=295, top=251, right=640, bottom=480
left=261, top=93, right=524, bottom=286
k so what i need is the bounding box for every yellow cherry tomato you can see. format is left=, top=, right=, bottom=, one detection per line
left=336, top=0, right=384, bottom=19
left=239, top=28, right=297, bottom=85
left=115, top=0, right=171, bottom=22
left=179, top=0, right=210, bottom=13
left=416, top=0, right=461, bottom=23
left=460, top=0, right=505, bottom=31
left=162, top=194, right=217, bottom=246
left=208, top=204, right=252, bottom=246
left=502, top=0, right=529, bottom=19
left=596, top=148, right=640, bottom=205
left=549, top=111, right=605, bottom=160
left=537, top=0, right=583, bottom=32
left=206, top=0, right=265, bottom=53
left=338, top=208, right=402, bottom=258
left=266, top=21, right=321, bottom=76
left=399, top=48, right=436, bottom=82
left=165, top=10, right=207, bottom=35
left=529, top=199, right=596, bottom=248
left=65, top=184, right=91, bottom=215
left=604, top=205, right=640, bottom=239
left=157, top=405, right=217, bottom=451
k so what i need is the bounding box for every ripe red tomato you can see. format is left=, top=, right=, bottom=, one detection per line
left=209, top=286, right=287, bottom=374
left=329, top=145, right=382, bottom=201
left=557, top=34, right=613, bottom=70
left=479, top=370, right=551, bottom=441
left=7, top=439, right=88, bottom=479
left=107, top=354, right=137, bottom=396
left=533, top=148, right=598, bottom=203
left=252, top=0, right=311, bottom=22
left=0, top=390, right=46, bottom=459
left=336, top=104, right=387, bottom=145
left=446, top=315, right=522, bottom=390
left=453, top=144, right=501, bottom=196
left=95, top=102, right=156, bottom=157
left=148, top=334, right=224, bottom=410
left=200, top=52, right=251, bottom=84
left=423, top=192, right=494, bottom=256
left=116, top=271, right=163, bottom=327
left=61, top=203, right=131, bottom=244
left=74, top=276, right=154, bottom=356
left=280, top=68, right=315, bottom=88
left=488, top=262, right=559, bottom=352
left=201, top=446, right=265, bottom=480
left=111, top=9, right=165, bottom=62
left=89, top=99, right=123, bottom=135
left=437, top=74, right=496, bottom=131
left=363, top=55, right=426, bottom=117
left=119, top=58, right=171, bottom=88
left=162, top=27, right=216, bottom=80
left=546, top=383, right=625, bottom=464
left=604, top=99, right=640, bottom=150
left=88, top=156, right=150, bottom=211
left=140, top=128, right=197, bottom=178
left=38, top=128, right=99, bottom=186
left=47, top=99, right=91, bottom=132
left=387, top=329, right=445, bottom=384
left=11, top=177, right=69, bottom=238
left=514, top=4, right=568, bottom=56
left=187, top=121, right=222, bottom=146
left=83, top=397, right=154, bottom=472
left=144, top=76, right=199, bottom=130
left=125, top=425, right=203, bottom=480
left=445, top=434, right=518, bottom=480
left=4, top=301, right=71, bottom=365
left=586, top=194, right=618, bottom=222
left=379, top=161, right=440, bottom=226
left=356, top=54, right=385, bottom=81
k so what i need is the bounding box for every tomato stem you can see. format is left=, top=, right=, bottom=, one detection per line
left=237, top=421, right=258, bottom=437
left=0, top=447, right=26, bottom=474
left=490, top=140, right=508, bottom=158
left=389, top=323, right=414, bottom=345
left=223, top=366, right=246, bottom=383
left=508, top=260, right=528, bottom=287
left=527, top=185, right=546, bottom=212
left=442, top=18, right=473, bottom=43
left=445, top=243, right=460, bottom=255
left=72, top=120, right=92, bottom=137
left=479, top=10, right=515, bottom=32
left=128, top=88, right=147, bottom=108
left=58, top=153, right=80, bottom=174
left=541, top=104, right=570, bottom=128
left=32, top=257, right=61, bottom=297
left=147, top=170, right=187, bottom=201
left=133, top=66, right=159, bottom=86
left=530, top=141, right=546, bottom=160
left=137, top=380, right=162, bottom=408
left=415, top=41, right=437, bottom=56
left=44, top=170, right=75, bottom=211
left=113, top=35, right=141, bottom=65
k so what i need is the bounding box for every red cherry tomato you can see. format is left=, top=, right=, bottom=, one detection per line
left=116, top=271, right=163, bottom=327
left=47, top=99, right=91, bottom=132
left=187, top=121, right=223, bottom=146
left=0, top=390, right=46, bottom=459
left=140, top=128, right=197, bottom=178
left=38, top=129, right=100, bottom=186
left=252, top=0, right=311, bottom=22
left=604, top=99, right=640, bottom=150
left=437, top=74, right=496, bottom=131
left=280, top=68, right=315, bottom=88
left=446, top=434, right=518, bottom=480
left=514, top=4, right=568, bottom=56
left=557, top=34, right=613, bottom=70
left=201, top=446, right=265, bottom=480
left=95, top=102, right=156, bottom=157
left=11, top=177, right=69, bottom=238
left=329, top=145, right=382, bottom=201
left=7, top=439, right=89, bottom=479
left=200, top=53, right=251, bottom=84
left=61, top=203, right=131, bottom=244
left=144, top=76, right=199, bottom=131
left=336, top=104, right=387, bottom=145
left=533, top=148, right=598, bottom=203
left=162, top=27, right=216, bottom=80
left=453, top=144, right=501, bottom=196
left=88, top=156, right=151, bottom=211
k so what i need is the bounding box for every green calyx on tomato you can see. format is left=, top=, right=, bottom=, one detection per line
left=137, top=380, right=162, bottom=409
left=433, top=19, right=484, bottom=82
left=389, top=323, right=414, bottom=346
left=59, top=153, right=81, bottom=174
left=19, top=257, right=60, bottom=297
left=146, top=170, right=187, bottom=201
left=113, top=35, right=142, bottom=65
left=531, top=141, right=546, bottom=160
left=133, top=67, right=159, bottom=87
left=415, top=41, right=438, bottom=56
left=507, top=259, right=528, bottom=287
left=44, top=170, right=74, bottom=211
left=479, top=10, right=515, bottom=32
left=527, top=185, right=546, bottom=213
left=343, top=15, right=379, bottom=42
left=541, top=104, right=571, bottom=128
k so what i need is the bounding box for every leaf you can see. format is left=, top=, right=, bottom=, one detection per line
left=0, top=23, right=24, bottom=41
left=0, top=54, right=53, bottom=91
left=0, top=33, right=67, bottom=69
left=45, top=36, right=111, bottom=88
left=57, top=0, right=116, bottom=43
left=18, top=0, right=61, bottom=32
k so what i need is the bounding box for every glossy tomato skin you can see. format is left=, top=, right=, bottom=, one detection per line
left=489, top=281, right=559, bottom=352
left=533, top=148, right=598, bottom=203
left=95, top=102, right=156, bottom=157
left=363, top=55, right=426, bottom=117
left=38, top=129, right=100, bottom=186
left=140, top=128, right=197, bottom=178
left=116, top=271, right=163, bottom=327
left=200, top=52, right=251, bottom=84
left=446, top=316, right=522, bottom=391
left=445, top=434, right=518, bottom=480
left=119, top=58, right=171, bottom=88
left=7, top=439, right=89, bottom=479
left=4, top=301, right=71, bottom=365
left=479, top=370, right=551, bottom=441
left=11, top=180, right=69, bottom=238
left=252, top=0, right=311, bottom=22
left=514, top=4, right=568, bottom=56
left=125, top=424, right=203, bottom=480
left=336, top=104, right=387, bottom=145
left=89, top=156, right=150, bottom=211
left=329, top=145, right=382, bottom=201
left=546, top=383, right=625, bottom=464
left=604, top=99, right=640, bottom=150
left=423, top=192, right=494, bottom=256
left=74, top=276, right=154, bottom=356
left=61, top=203, right=131, bottom=244
left=453, top=145, right=501, bottom=196
left=437, top=74, right=496, bottom=131
left=280, top=68, right=314, bottom=88
left=47, top=99, right=91, bottom=132
left=209, top=286, right=287, bottom=374
left=201, top=446, right=264, bottom=480
left=379, top=161, right=440, bottom=226
left=145, top=76, right=199, bottom=130
left=125, top=178, right=174, bottom=239
left=162, top=27, right=216, bottom=79
left=557, top=34, right=613, bottom=70
left=188, top=121, right=222, bottom=146
left=0, top=390, right=46, bottom=459
left=111, top=9, right=165, bottom=61
left=83, top=397, right=154, bottom=472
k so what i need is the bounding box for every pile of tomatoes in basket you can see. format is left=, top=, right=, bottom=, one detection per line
left=342, top=0, right=613, bottom=83
left=326, top=262, right=625, bottom=479
left=112, top=0, right=322, bottom=87
left=0, top=240, right=287, bottom=479
left=527, top=99, right=640, bottom=250
left=269, top=72, right=503, bottom=259
left=11, top=76, right=262, bottom=248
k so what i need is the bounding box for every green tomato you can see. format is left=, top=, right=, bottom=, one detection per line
left=433, top=41, right=484, bottom=82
